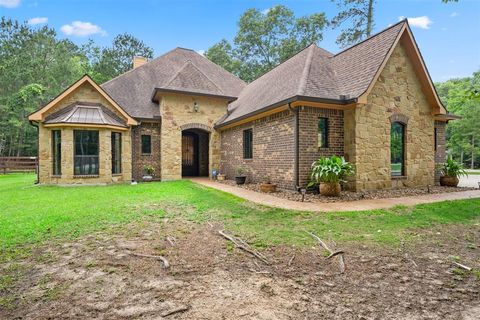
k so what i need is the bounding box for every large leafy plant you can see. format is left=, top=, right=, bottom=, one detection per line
left=441, top=157, right=467, bottom=178
left=310, top=155, right=354, bottom=184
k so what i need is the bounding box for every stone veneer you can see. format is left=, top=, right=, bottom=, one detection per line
left=344, top=43, right=436, bottom=191
left=159, top=93, right=228, bottom=180
left=37, top=81, right=132, bottom=184
left=220, top=110, right=296, bottom=190
left=38, top=125, right=132, bottom=184
left=131, top=121, right=161, bottom=181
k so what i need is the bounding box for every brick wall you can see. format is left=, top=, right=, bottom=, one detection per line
left=220, top=110, right=295, bottom=189
left=298, top=107, right=344, bottom=186
left=434, top=121, right=447, bottom=184
left=132, top=121, right=161, bottom=181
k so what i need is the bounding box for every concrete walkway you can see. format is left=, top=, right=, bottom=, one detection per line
left=190, top=177, right=480, bottom=212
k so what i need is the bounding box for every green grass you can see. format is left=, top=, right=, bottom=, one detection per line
left=466, top=170, right=480, bottom=175
left=1, top=174, right=479, bottom=260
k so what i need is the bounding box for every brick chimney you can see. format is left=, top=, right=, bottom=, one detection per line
left=133, top=56, right=148, bottom=69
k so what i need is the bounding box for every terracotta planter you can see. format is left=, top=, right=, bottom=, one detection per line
left=260, top=183, right=277, bottom=193
left=320, top=182, right=341, bottom=197
left=217, top=174, right=226, bottom=181
left=235, top=176, right=246, bottom=185
left=440, top=176, right=459, bottom=187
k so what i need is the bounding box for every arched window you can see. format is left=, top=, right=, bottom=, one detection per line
left=391, top=122, right=405, bottom=176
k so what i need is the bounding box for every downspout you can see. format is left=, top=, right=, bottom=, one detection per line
left=29, top=120, right=40, bottom=184
left=288, top=103, right=299, bottom=190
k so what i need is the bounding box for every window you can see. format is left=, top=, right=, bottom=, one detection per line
left=52, top=130, right=61, bottom=175
left=318, top=117, right=328, bottom=148
left=141, top=135, right=151, bottom=154
left=243, top=129, right=253, bottom=159
left=391, top=122, right=405, bottom=176
left=74, top=130, right=99, bottom=176
left=111, top=132, right=122, bottom=174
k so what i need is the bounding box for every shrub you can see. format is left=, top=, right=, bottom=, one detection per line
left=310, top=155, right=354, bottom=184
left=143, top=165, right=155, bottom=176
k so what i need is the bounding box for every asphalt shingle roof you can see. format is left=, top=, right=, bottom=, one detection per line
left=101, top=47, right=246, bottom=119
left=219, top=21, right=406, bottom=126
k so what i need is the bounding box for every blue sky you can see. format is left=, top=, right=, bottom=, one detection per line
left=1, top=0, right=479, bottom=82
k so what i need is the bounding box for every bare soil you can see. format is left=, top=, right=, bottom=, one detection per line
left=219, top=180, right=475, bottom=203
left=1, top=219, right=479, bottom=320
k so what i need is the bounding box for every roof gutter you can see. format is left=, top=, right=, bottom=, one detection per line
left=151, top=87, right=238, bottom=103
left=215, top=95, right=356, bottom=129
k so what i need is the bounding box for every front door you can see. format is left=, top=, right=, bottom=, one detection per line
left=182, top=132, right=198, bottom=176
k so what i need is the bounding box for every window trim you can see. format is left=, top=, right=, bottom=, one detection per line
left=141, top=134, right=152, bottom=155
left=390, top=121, right=406, bottom=177
left=74, top=130, right=99, bottom=176
left=243, top=128, right=253, bottom=159
left=52, top=130, right=61, bottom=176
left=318, top=117, right=329, bottom=149
left=111, top=132, right=122, bottom=175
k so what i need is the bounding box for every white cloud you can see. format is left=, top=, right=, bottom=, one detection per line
left=196, top=49, right=205, bottom=56
left=399, top=16, right=432, bottom=29
left=261, top=8, right=271, bottom=15
left=27, top=17, right=48, bottom=25
left=60, top=21, right=106, bottom=37
left=0, top=0, right=20, bottom=8
left=450, top=12, right=459, bottom=17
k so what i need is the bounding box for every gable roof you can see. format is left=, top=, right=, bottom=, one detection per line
left=28, top=75, right=138, bottom=126
left=102, top=47, right=246, bottom=119
left=218, top=20, right=446, bottom=128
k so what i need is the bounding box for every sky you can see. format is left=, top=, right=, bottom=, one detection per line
left=1, top=0, right=479, bottom=82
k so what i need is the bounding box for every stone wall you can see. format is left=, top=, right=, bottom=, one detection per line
left=298, top=107, right=344, bottom=186
left=220, top=110, right=295, bottom=189
left=159, top=93, right=228, bottom=180
left=38, top=124, right=132, bottom=184
left=434, top=121, right=447, bottom=184
left=131, top=121, right=161, bottom=181
left=345, top=43, right=436, bottom=191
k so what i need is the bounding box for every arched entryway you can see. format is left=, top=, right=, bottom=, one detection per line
left=181, top=128, right=209, bottom=177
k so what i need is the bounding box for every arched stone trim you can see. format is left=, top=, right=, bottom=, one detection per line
left=389, top=113, right=409, bottom=125
left=180, top=123, right=213, bottom=132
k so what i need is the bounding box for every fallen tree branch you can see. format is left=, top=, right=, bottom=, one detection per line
left=288, top=254, right=295, bottom=266
left=161, top=305, right=190, bottom=317
left=219, top=230, right=269, bottom=265
left=130, top=252, right=170, bottom=269
left=306, top=231, right=345, bottom=274
left=453, top=261, right=472, bottom=271
left=166, top=236, right=176, bottom=247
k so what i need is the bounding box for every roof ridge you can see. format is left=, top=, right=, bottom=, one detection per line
left=333, top=19, right=407, bottom=57
left=297, top=45, right=315, bottom=96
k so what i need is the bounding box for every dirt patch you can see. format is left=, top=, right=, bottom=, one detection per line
left=1, top=219, right=479, bottom=319
left=218, top=179, right=475, bottom=203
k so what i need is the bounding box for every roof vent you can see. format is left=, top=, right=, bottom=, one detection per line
left=339, top=94, right=350, bottom=100
left=133, top=56, right=148, bottom=69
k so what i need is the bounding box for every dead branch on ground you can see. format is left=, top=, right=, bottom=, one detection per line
left=453, top=261, right=472, bottom=271
left=288, top=254, right=295, bottom=266
left=161, top=305, right=190, bottom=317
left=166, top=236, right=176, bottom=247
left=218, top=230, right=269, bottom=265
left=306, top=231, right=345, bottom=274
left=130, top=252, right=170, bottom=269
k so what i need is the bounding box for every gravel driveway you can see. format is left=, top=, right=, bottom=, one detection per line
left=459, top=172, right=480, bottom=188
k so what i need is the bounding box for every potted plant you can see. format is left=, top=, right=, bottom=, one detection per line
left=260, top=176, right=277, bottom=193
left=142, top=165, right=155, bottom=182
left=310, top=155, right=354, bottom=197
left=235, top=166, right=247, bottom=185
left=440, top=158, right=467, bottom=187
left=217, top=173, right=226, bottom=181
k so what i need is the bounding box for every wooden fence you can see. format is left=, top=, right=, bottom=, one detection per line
left=0, top=157, right=38, bottom=174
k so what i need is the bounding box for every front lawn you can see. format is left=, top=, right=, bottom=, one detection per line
left=1, top=174, right=479, bottom=260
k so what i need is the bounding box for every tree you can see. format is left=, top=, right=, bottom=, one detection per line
left=330, top=0, right=376, bottom=48
left=91, top=33, right=154, bottom=83
left=436, top=71, right=480, bottom=169
left=205, top=5, right=327, bottom=82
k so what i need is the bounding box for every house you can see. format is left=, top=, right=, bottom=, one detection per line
left=28, top=20, right=455, bottom=191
